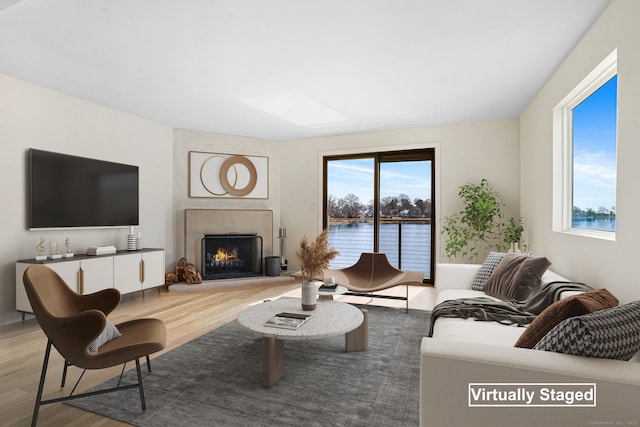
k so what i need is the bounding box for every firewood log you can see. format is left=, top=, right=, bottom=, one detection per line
left=176, top=257, right=187, bottom=281
left=184, top=263, right=198, bottom=284
left=184, top=263, right=196, bottom=276
left=164, top=272, right=178, bottom=285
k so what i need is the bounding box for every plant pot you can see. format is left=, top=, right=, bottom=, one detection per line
left=508, top=242, right=521, bottom=254
left=301, top=281, right=317, bottom=311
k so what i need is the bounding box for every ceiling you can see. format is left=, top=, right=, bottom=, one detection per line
left=0, top=0, right=611, bottom=141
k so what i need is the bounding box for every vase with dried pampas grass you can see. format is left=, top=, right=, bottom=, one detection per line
left=295, top=229, right=339, bottom=310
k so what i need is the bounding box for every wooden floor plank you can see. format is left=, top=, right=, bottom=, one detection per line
left=0, top=281, right=434, bottom=426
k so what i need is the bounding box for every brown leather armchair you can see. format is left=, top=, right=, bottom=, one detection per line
left=23, top=264, right=166, bottom=427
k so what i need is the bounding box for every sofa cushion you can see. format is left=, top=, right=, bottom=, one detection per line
left=514, top=289, right=618, bottom=349
left=431, top=317, right=525, bottom=346
left=533, top=301, right=640, bottom=361
left=483, top=254, right=551, bottom=301
left=471, top=252, right=505, bottom=291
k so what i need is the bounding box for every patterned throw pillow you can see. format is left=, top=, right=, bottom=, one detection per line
left=514, top=288, right=618, bottom=349
left=89, top=320, right=122, bottom=353
left=471, top=252, right=505, bottom=291
left=533, top=301, right=640, bottom=361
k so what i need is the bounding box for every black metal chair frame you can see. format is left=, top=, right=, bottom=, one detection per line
left=31, top=339, right=152, bottom=427
left=344, top=284, right=410, bottom=312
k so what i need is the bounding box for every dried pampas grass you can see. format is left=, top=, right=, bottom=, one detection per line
left=296, top=229, right=339, bottom=282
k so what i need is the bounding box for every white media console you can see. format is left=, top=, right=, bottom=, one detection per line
left=16, top=248, right=165, bottom=318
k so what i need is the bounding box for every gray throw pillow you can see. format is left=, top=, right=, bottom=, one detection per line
left=88, top=320, right=122, bottom=353
left=484, top=254, right=551, bottom=301
left=533, top=301, right=640, bottom=361
left=471, top=252, right=505, bottom=291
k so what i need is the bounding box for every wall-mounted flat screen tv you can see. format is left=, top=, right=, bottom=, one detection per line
left=28, top=148, right=139, bottom=229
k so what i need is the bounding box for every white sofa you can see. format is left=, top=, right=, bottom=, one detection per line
left=420, top=263, right=640, bottom=427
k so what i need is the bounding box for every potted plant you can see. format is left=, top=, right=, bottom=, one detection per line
left=504, top=217, right=524, bottom=253
left=442, top=179, right=506, bottom=262
left=295, top=229, right=339, bottom=310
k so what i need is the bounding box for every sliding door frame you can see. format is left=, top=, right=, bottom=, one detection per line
left=322, top=146, right=436, bottom=284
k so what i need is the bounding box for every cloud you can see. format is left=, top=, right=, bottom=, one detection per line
left=572, top=149, right=616, bottom=209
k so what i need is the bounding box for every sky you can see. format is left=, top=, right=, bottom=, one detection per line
left=572, top=75, right=617, bottom=212
left=327, top=73, right=616, bottom=213
left=327, top=158, right=431, bottom=204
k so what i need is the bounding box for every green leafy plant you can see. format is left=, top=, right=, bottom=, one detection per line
left=504, top=217, right=524, bottom=244
left=442, top=179, right=506, bottom=262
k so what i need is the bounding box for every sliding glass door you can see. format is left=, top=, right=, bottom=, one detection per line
left=325, top=156, right=375, bottom=264
left=323, top=149, right=434, bottom=282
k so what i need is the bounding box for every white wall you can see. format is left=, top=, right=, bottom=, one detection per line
left=279, top=118, right=520, bottom=273
left=521, top=0, right=640, bottom=303
left=172, top=129, right=282, bottom=270
left=0, top=74, right=174, bottom=326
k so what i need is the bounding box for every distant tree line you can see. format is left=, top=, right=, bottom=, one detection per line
left=573, top=205, right=616, bottom=220
left=327, top=193, right=432, bottom=219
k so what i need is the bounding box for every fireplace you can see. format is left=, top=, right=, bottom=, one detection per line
left=201, top=234, right=263, bottom=280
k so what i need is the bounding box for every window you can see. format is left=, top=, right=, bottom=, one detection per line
left=323, top=149, right=434, bottom=282
left=553, top=49, right=617, bottom=239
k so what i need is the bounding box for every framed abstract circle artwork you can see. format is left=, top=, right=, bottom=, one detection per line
left=189, top=151, right=268, bottom=199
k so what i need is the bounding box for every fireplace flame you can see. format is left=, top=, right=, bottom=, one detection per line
left=214, top=247, right=238, bottom=263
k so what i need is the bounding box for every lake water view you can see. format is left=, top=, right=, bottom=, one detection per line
left=328, top=218, right=614, bottom=282
left=572, top=218, right=616, bottom=232
left=328, top=222, right=431, bottom=279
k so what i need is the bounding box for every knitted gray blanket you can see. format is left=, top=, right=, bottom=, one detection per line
left=428, top=281, right=593, bottom=337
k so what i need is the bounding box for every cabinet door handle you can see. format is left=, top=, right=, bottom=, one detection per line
left=79, top=267, right=84, bottom=294
left=140, top=259, right=145, bottom=284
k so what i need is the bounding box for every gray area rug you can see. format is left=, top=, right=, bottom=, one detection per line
left=69, top=304, right=430, bottom=426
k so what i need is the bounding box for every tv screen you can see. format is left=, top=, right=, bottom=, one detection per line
left=28, top=149, right=139, bottom=229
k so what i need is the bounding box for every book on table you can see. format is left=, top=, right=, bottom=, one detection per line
left=86, top=246, right=117, bottom=256
left=319, top=277, right=337, bottom=291
left=264, top=312, right=312, bottom=330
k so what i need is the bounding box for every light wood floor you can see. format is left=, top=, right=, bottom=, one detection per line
left=0, top=282, right=435, bottom=427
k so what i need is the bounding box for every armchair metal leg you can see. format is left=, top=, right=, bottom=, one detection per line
left=59, top=356, right=150, bottom=387
left=31, top=345, right=151, bottom=426
left=135, top=356, right=147, bottom=412
left=61, top=360, right=70, bottom=387
left=32, top=339, right=53, bottom=427
left=406, top=284, right=409, bottom=313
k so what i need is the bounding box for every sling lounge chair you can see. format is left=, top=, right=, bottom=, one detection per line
left=326, top=252, right=425, bottom=311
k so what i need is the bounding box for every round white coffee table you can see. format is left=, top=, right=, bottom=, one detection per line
left=238, top=298, right=368, bottom=387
